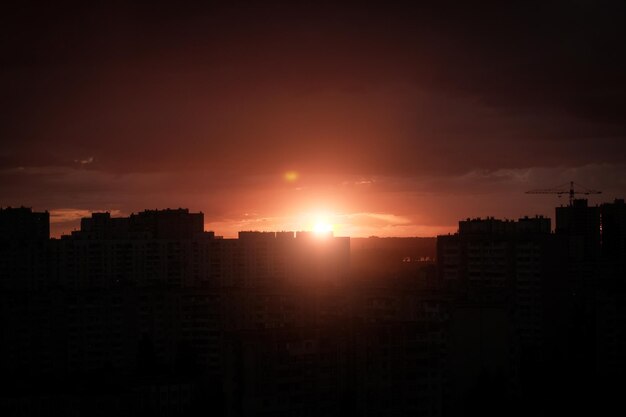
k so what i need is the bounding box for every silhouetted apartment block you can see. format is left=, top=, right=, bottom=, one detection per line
left=129, top=208, right=205, bottom=240
left=553, top=199, right=602, bottom=363
left=556, top=199, right=601, bottom=262
left=595, top=200, right=626, bottom=384
left=600, top=199, right=626, bottom=263
left=438, top=216, right=553, bottom=337
left=59, top=210, right=216, bottom=288
left=0, top=207, right=51, bottom=290
left=438, top=216, right=551, bottom=295
left=0, top=207, right=49, bottom=241
left=74, top=209, right=207, bottom=240
left=437, top=215, right=555, bottom=411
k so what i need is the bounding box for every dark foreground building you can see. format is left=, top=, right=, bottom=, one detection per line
left=1, top=202, right=624, bottom=416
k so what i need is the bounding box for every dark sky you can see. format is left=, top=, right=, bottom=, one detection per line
left=1, top=1, right=625, bottom=237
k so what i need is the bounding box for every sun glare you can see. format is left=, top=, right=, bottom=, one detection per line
left=313, top=221, right=333, bottom=235
left=297, top=211, right=338, bottom=236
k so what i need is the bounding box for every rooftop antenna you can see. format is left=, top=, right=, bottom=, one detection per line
left=525, top=181, right=602, bottom=206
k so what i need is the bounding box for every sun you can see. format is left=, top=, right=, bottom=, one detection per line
left=313, top=221, right=333, bottom=235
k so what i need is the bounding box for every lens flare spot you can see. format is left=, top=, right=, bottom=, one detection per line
left=284, top=171, right=299, bottom=182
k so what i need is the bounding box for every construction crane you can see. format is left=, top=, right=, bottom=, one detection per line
left=525, top=181, right=602, bottom=206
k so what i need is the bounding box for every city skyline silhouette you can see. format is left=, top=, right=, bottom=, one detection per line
left=1, top=198, right=625, bottom=416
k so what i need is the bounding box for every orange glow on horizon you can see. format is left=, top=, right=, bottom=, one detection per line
left=47, top=206, right=457, bottom=239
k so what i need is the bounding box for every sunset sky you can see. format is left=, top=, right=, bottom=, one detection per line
left=1, top=1, right=625, bottom=237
